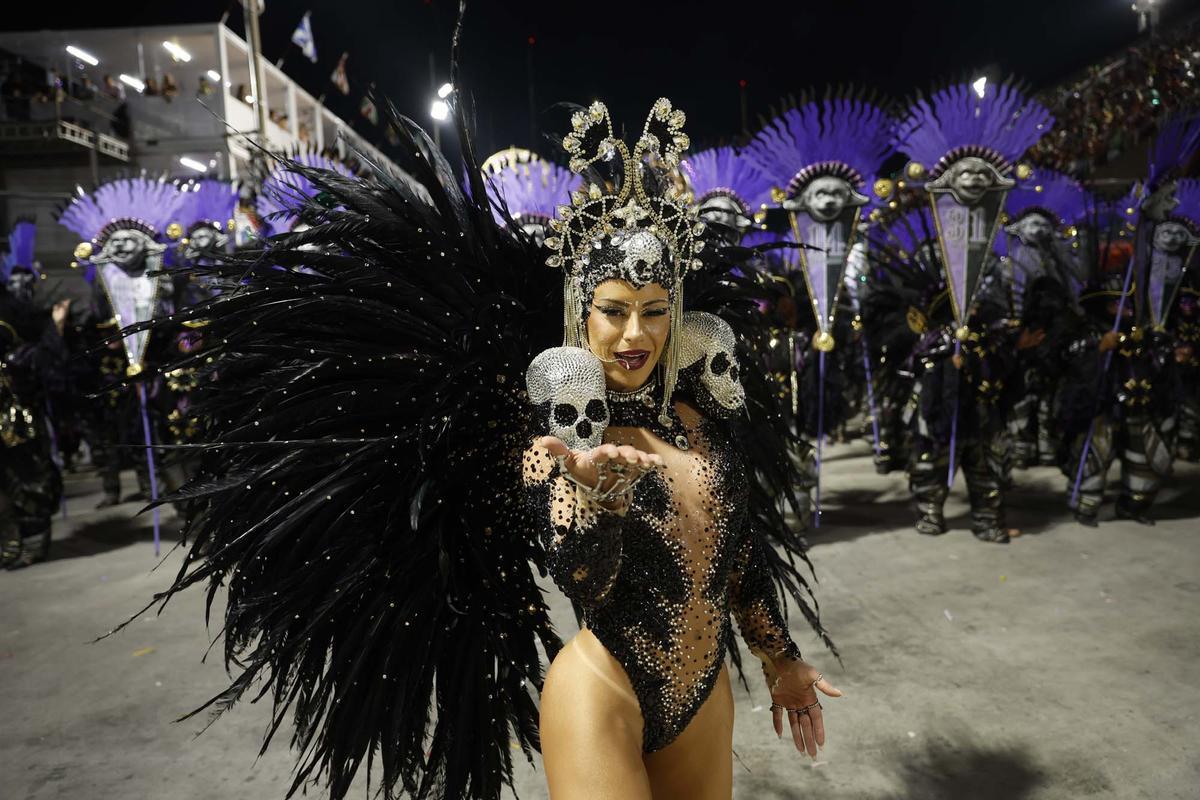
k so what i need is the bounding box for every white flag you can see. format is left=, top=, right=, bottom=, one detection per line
left=291, top=11, right=317, bottom=63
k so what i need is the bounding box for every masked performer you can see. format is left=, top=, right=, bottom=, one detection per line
left=745, top=94, right=895, bottom=521
left=1, top=225, right=67, bottom=568
left=121, top=84, right=837, bottom=800
left=999, top=170, right=1090, bottom=468
left=1063, top=118, right=1200, bottom=525
left=891, top=80, right=1053, bottom=542
left=57, top=177, right=186, bottom=508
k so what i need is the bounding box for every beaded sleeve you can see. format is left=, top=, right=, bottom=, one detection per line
left=728, top=524, right=803, bottom=666
left=523, top=444, right=625, bottom=607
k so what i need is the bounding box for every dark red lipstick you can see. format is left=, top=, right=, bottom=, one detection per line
left=614, top=350, right=650, bottom=370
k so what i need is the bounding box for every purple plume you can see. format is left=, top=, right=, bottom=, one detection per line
left=57, top=177, right=185, bottom=244
left=179, top=179, right=238, bottom=234
left=680, top=146, right=772, bottom=215
left=257, top=152, right=355, bottom=236
left=484, top=160, right=580, bottom=226
left=746, top=97, right=894, bottom=198
left=1147, top=114, right=1200, bottom=191
left=894, top=81, right=1053, bottom=174
left=2, top=218, right=37, bottom=280
left=1005, top=168, right=1091, bottom=226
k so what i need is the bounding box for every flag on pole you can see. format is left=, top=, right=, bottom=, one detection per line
left=291, top=11, right=318, bottom=63
left=330, top=52, right=350, bottom=95
left=360, top=95, right=378, bottom=126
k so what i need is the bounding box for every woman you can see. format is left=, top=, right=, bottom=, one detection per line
left=522, top=99, right=839, bottom=798
left=127, top=93, right=835, bottom=800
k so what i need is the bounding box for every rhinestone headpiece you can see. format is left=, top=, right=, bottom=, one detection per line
left=545, top=98, right=705, bottom=424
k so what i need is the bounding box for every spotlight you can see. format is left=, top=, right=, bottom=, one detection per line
left=119, top=74, right=145, bottom=93
left=65, top=45, right=99, bottom=66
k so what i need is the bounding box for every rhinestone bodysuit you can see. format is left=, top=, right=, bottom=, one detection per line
left=524, top=383, right=801, bottom=753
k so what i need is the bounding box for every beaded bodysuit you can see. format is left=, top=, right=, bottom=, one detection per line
left=525, top=381, right=802, bottom=753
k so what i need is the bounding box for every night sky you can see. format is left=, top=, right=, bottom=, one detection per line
left=6, top=0, right=1200, bottom=159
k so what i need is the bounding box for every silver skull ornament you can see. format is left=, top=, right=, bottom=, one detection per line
left=679, top=311, right=745, bottom=412
left=526, top=346, right=610, bottom=450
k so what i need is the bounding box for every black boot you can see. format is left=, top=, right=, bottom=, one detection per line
left=1074, top=510, right=1099, bottom=528
left=1116, top=499, right=1155, bottom=526
left=972, top=526, right=1011, bottom=544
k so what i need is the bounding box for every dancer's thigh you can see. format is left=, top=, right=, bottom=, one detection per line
left=644, top=666, right=734, bottom=800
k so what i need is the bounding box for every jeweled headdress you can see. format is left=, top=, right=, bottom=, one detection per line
left=178, top=178, right=238, bottom=237
left=1, top=217, right=37, bottom=281
left=679, top=145, right=772, bottom=219
left=481, top=148, right=580, bottom=228
left=545, top=98, right=705, bottom=424
left=256, top=151, right=355, bottom=236
left=746, top=95, right=895, bottom=203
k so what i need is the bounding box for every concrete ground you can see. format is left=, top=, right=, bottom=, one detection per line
left=2, top=443, right=1198, bottom=800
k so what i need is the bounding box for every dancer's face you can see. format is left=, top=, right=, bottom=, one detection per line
left=586, top=279, right=671, bottom=392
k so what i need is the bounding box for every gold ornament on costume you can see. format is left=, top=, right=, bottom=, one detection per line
left=74, top=241, right=93, bottom=260
left=166, top=222, right=183, bottom=240
left=906, top=161, right=926, bottom=180
left=126, top=363, right=144, bottom=377
left=955, top=326, right=971, bottom=341
left=906, top=306, right=927, bottom=334
left=813, top=331, right=835, bottom=352
left=182, top=318, right=211, bottom=329
left=1015, top=162, right=1034, bottom=180
left=873, top=178, right=895, bottom=199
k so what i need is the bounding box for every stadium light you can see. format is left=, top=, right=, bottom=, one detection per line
left=430, top=99, right=450, bottom=121
left=437, top=82, right=454, bottom=99
left=119, top=74, right=145, bottom=93
left=180, top=156, right=208, bottom=173
left=163, top=41, right=193, bottom=62
left=972, top=76, right=987, bottom=98
left=206, top=70, right=221, bottom=82
left=65, top=45, right=99, bottom=66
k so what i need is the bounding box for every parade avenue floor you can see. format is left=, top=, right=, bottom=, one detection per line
left=2, top=442, right=1198, bottom=800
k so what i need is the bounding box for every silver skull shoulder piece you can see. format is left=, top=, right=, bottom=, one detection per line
left=679, top=311, right=745, bottom=414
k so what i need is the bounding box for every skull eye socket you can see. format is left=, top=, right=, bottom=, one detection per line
left=553, top=403, right=579, bottom=425
left=710, top=352, right=731, bottom=375
left=584, top=399, right=608, bottom=422
left=728, top=365, right=739, bottom=381
left=575, top=419, right=594, bottom=440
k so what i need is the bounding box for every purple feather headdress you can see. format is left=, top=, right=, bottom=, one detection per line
left=746, top=97, right=894, bottom=199
left=1167, top=178, right=1200, bottom=234
left=679, top=146, right=772, bottom=217
left=1146, top=114, right=1200, bottom=191
left=869, top=205, right=941, bottom=264
left=179, top=179, right=238, bottom=236
left=2, top=217, right=37, bottom=280
left=57, top=177, right=185, bottom=246
left=1005, top=168, right=1090, bottom=227
left=484, top=159, right=580, bottom=227
left=894, top=81, right=1053, bottom=176
left=257, top=152, right=354, bottom=237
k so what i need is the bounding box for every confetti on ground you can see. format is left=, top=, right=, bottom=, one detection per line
left=131, top=647, right=155, bottom=658
left=155, top=681, right=162, bottom=687
left=1000, top=575, right=1007, bottom=582
left=907, top=731, right=916, bottom=738
left=751, top=705, right=764, bottom=712
left=943, top=609, right=954, bottom=622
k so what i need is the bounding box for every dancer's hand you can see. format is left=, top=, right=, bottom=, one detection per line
left=767, top=659, right=843, bottom=759
left=1016, top=328, right=1045, bottom=350
left=51, top=299, right=71, bottom=334
left=536, top=436, right=663, bottom=500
